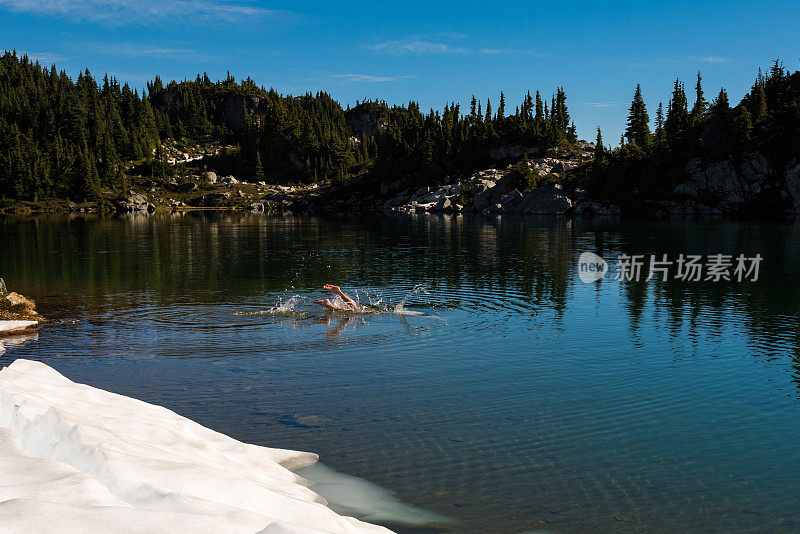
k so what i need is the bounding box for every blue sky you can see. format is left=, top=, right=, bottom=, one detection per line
left=1, top=0, right=798, bottom=143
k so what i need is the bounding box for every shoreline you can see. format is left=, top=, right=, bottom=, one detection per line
left=4, top=146, right=797, bottom=223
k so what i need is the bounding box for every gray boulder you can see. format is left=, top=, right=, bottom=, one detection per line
left=472, top=186, right=496, bottom=211
left=682, top=158, right=749, bottom=209
left=514, top=185, right=573, bottom=215
left=685, top=157, right=703, bottom=175
left=205, top=171, right=218, bottom=184
left=220, top=175, right=239, bottom=184
left=179, top=182, right=198, bottom=192
left=573, top=200, right=621, bottom=218
left=741, top=152, right=769, bottom=183
left=387, top=195, right=408, bottom=207
left=673, top=182, right=699, bottom=198
left=785, top=161, right=800, bottom=215
left=705, top=161, right=743, bottom=195
left=115, top=193, right=150, bottom=213
left=500, top=189, right=523, bottom=208
left=435, top=197, right=452, bottom=211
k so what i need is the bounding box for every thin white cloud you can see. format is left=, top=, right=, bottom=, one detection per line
left=331, top=73, right=413, bottom=83
left=597, top=56, right=735, bottom=69
left=0, top=0, right=279, bottom=24
left=580, top=102, right=621, bottom=108
left=366, top=40, right=467, bottom=55
left=479, top=48, right=544, bottom=57
left=366, top=37, right=544, bottom=58
left=13, top=50, right=66, bottom=63
left=86, top=42, right=203, bottom=59
left=692, top=56, right=733, bottom=64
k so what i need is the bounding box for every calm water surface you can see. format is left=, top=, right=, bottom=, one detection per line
left=3, top=212, right=800, bottom=533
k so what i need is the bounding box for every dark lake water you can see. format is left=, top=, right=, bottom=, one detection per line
left=2, top=212, right=800, bottom=533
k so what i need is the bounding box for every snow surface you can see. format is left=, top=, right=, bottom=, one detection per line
left=0, top=322, right=39, bottom=356
left=0, top=320, right=38, bottom=334
left=0, top=359, right=394, bottom=533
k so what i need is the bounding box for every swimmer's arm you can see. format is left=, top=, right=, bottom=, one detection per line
left=314, top=299, right=344, bottom=311
left=340, top=291, right=361, bottom=310
left=327, top=285, right=360, bottom=310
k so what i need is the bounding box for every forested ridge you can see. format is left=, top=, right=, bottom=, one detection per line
left=3, top=49, right=800, bottom=211
left=0, top=51, right=576, bottom=201
left=590, top=59, right=800, bottom=201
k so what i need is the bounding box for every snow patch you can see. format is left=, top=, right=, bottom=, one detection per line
left=0, top=359, right=393, bottom=533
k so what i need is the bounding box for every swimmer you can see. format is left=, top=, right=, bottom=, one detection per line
left=313, top=284, right=362, bottom=312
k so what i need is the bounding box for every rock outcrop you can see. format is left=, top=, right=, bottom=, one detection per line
left=0, top=286, right=42, bottom=324
left=673, top=152, right=772, bottom=214
left=345, top=144, right=614, bottom=218
left=785, top=160, right=800, bottom=214
left=115, top=194, right=152, bottom=213
left=514, top=185, right=573, bottom=215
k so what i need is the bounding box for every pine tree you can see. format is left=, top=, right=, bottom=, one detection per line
left=710, top=87, right=730, bottom=117
left=521, top=91, right=533, bottom=120
left=485, top=99, right=492, bottom=123
left=733, top=106, right=753, bottom=142
left=594, top=127, right=604, bottom=160
left=654, top=101, right=665, bottom=146
left=665, top=79, right=689, bottom=146
left=254, top=152, right=265, bottom=180
left=751, top=74, right=767, bottom=121
left=691, top=71, right=707, bottom=120
left=497, top=91, right=505, bottom=120
left=534, top=91, right=544, bottom=122
left=624, top=84, right=650, bottom=148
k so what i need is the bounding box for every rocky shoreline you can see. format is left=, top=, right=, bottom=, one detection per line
left=4, top=142, right=800, bottom=222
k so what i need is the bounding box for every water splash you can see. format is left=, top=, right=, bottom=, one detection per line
left=234, top=295, right=310, bottom=317
left=236, top=286, right=433, bottom=318
left=394, top=284, right=430, bottom=313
